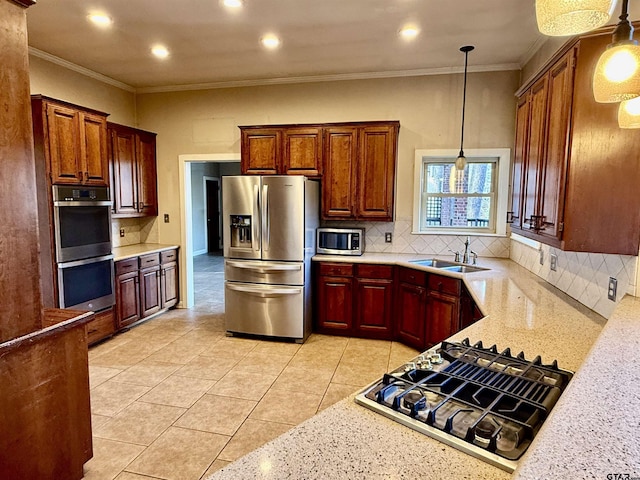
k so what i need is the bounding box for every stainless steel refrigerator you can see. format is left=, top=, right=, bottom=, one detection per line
left=222, top=175, right=319, bottom=342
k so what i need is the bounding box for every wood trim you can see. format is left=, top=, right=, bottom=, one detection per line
left=239, top=120, right=400, bottom=130
left=30, top=94, right=110, bottom=118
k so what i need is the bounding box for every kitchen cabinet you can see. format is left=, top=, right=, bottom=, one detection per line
left=323, top=121, right=399, bottom=221
left=31, top=95, right=109, bottom=187
left=115, top=249, right=178, bottom=330
left=240, top=125, right=322, bottom=176
left=511, top=28, right=640, bottom=254
left=425, top=274, right=461, bottom=347
left=315, top=262, right=354, bottom=334
left=353, top=264, right=394, bottom=339
left=395, top=267, right=427, bottom=350
left=86, top=307, right=116, bottom=345
left=108, top=122, right=158, bottom=217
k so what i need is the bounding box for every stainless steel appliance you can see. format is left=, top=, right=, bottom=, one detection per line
left=53, top=185, right=115, bottom=311
left=355, top=339, right=573, bottom=473
left=316, top=227, right=364, bottom=255
left=223, top=175, right=319, bottom=342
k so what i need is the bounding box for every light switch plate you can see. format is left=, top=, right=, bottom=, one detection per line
left=550, top=253, right=558, bottom=271
left=164, top=214, right=170, bottom=223
left=385, top=232, right=392, bottom=243
left=119, top=228, right=125, bottom=237
left=608, top=277, right=617, bottom=301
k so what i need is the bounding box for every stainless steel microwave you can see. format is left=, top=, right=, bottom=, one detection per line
left=316, top=228, right=364, bottom=255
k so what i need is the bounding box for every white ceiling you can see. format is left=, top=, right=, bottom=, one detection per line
left=24, top=0, right=636, bottom=92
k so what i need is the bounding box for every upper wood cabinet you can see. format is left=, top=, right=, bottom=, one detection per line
left=108, top=122, right=158, bottom=217
left=32, top=96, right=109, bottom=187
left=511, top=28, right=640, bottom=255
left=240, top=127, right=282, bottom=175
left=323, top=121, right=399, bottom=221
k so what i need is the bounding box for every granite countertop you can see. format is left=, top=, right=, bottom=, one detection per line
left=112, top=243, right=179, bottom=261
left=209, top=253, right=639, bottom=479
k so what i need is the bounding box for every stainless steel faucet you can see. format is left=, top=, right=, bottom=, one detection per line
left=453, top=236, right=478, bottom=265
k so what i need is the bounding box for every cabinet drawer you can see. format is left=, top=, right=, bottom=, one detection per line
left=139, top=253, right=160, bottom=268
left=356, top=264, right=393, bottom=279
left=318, top=262, right=353, bottom=277
left=116, top=258, right=138, bottom=275
left=87, top=308, right=115, bottom=345
left=428, top=274, right=461, bottom=296
left=161, top=249, right=177, bottom=264
left=399, top=267, right=427, bottom=285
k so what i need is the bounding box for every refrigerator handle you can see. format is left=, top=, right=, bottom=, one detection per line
left=262, top=184, right=270, bottom=252
left=253, top=184, right=260, bottom=252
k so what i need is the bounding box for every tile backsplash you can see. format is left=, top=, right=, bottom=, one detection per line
left=510, top=236, right=638, bottom=319
left=112, top=217, right=159, bottom=248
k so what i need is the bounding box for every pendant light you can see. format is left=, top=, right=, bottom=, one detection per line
left=456, top=45, right=474, bottom=172
left=593, top=0, right=640, bottom=103
left=618, top=96, right=640, bottom=127
left=536, top=0, right=617, bottom=36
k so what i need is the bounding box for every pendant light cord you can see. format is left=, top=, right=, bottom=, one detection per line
left=612, top=0, right=633, bottom=44
left=459, top=46, right=474, bottom=157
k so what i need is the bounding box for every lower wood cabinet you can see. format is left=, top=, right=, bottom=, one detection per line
left=115, top=248, right=179, bottom=330
left=314, top=261, right=482, bottom=349
left=86, top=306, right=116, bottom=346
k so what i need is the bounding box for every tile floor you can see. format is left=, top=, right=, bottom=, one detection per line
left=84, top=253, right=419, bottom=480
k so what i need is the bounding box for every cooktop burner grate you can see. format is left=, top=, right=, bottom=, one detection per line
left=355, top=338, right=573, bottom=473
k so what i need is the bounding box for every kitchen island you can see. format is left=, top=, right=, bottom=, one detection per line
left=207, top=254, right=640, bottom=479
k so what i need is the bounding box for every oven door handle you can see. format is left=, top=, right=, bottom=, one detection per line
left=57, top=254, right=114, bottom=268
left=53, top=200, right=113, bottom=207
left=225, top=260, right=301, bottom=273
left=226, top=284, right=301, bottom=297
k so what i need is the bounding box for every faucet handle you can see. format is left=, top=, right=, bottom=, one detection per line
left=448, top=249, right=461, bottom=263
left=470, top=251, right=478, bottom=265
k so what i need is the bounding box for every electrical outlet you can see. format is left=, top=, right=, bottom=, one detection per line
left=539, top=249, right=544, bottom=265
left=550, top=253, right=558, bottom=271
left=164, top=214, right=170, bottom=223
left=119, top=228, right=125, bottom=238
left=385, top=232, right=392, bottom=243
left=608, top=277, right=618, bottom=301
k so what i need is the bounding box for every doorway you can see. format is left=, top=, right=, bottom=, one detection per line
left=205, top=177, right=221, bottom=253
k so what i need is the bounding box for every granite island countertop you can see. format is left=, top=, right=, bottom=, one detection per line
left=208, top=253, right=640, bottom=479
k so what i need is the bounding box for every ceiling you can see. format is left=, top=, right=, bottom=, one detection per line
left=24, top=0, right=636, bottom=92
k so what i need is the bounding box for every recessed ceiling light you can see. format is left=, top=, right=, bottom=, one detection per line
left=261, top=34, right=281, bottom=50
left=222, top=0, right=243, bottom=7
left=399, top=25, right=420, bottom=40
left=151, top=45, right=170, bottom=59
left=87, top=13, right=113, bottom=28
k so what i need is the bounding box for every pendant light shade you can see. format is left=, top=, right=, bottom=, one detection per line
left=536, top=0, right=617, bottom=36
left=456, top=45, right=474, bottom=172
left=618, top=96, right=640, bottom=127
left=593, top=0, right=640, bottom=102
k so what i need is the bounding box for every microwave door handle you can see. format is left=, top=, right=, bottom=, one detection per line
left=253, top=184, right=260, bottom=252
left=346, top=233, right=352, bottom=249
left=262, top=184, right=269, bottom=252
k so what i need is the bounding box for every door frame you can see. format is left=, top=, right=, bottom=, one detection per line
left=203, top=175, right=222, bottom=252
left=178, top=153, right=240, bottom=308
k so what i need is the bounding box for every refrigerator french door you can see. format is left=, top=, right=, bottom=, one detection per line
left=222, top=176, right=319, bottom=342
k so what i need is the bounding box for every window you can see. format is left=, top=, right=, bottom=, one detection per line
left=413, top=149, right=510, bottom=236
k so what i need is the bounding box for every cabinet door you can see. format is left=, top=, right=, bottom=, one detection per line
left=283, top=127, right=322, bottom=176
left=136, top=131, right=158, bottom=216
left=87, top=307, right=116, bottom=345
left=111, top=128, right=138, bottom=215
left=80, top=112, right=109, bottom=186
left=537, top=49, right=575, bottom=242
left=240, top=128, right=281, bottom=174
left=161, top=261, right=179, bottom=308
left=396, top=282, right=427, bottom=351
left=510, top=95, right=530, bottom=228
left=356, top=124, right=398, bottom=220
left=426, top=291, right=459, bottom=347
left=316, top=274, right=353, bottom=333
left=140, top=266, right=162, bottom=318
left=116, top=271, right=141, bottom=328
left=46, top=103, right=83, bottom=184
left=322, top=127, right=358, bottom=219
left=522, top=76, right=548, bottom=230
left=354, top=277, right=393, bottom=339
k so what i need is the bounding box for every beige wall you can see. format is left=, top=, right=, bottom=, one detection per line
left=28, top=54, right=137, bottom=125
left=136, top=71, right=520, bottom=246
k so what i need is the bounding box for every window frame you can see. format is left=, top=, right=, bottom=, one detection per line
left=412, top=148, right=511, bottom=236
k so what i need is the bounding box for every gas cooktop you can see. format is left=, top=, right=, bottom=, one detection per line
left=355, top=339, right=573, bottom=472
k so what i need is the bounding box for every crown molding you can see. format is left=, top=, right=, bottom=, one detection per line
left=135, top=63, right=521, bottom=94
left=28, top=47, right=136, bottom=93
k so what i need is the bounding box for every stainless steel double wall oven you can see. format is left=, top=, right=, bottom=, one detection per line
left=53, top=185, right=115, bottom=311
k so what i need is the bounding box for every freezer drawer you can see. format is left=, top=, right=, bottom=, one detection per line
left=225, top=259, right=304, bottom=285
left=225, top=281, right=304, bottom=339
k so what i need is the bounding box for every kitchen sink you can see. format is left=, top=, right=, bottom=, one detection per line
left=409, top=258, right=489, bottom=273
